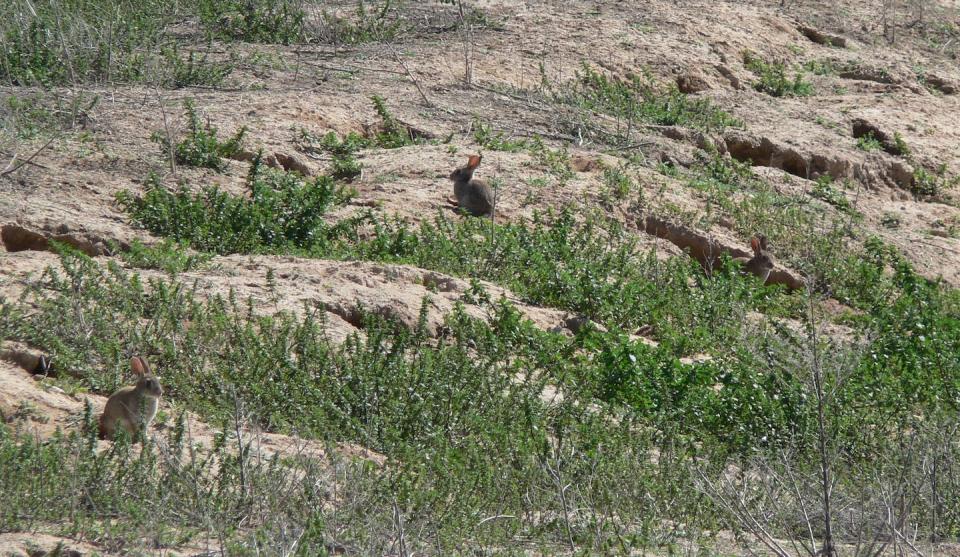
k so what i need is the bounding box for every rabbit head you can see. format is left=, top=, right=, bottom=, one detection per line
left=132, top=356, right=163, bottom=398
left=750, top=235, right=772, bottom=264
left=449, top=154, right=482, bottom=182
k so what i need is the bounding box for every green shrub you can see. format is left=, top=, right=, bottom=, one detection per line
left=197, top=0, right=304, bottom=44
left=810, top=175, right=855, bottom=214
left=473, top=119, right=529, bottom=152
left=118, top=238, right=212, bottom=274
left=161, top=46, right=235, bottom=88
left=152, top=100, right=246, bottom=171
left=855, top=131, right=883, bottom=151
left=743, top=51, right=813, bottom=97
left=118, top=159, right=355, bottom=254
left=316, top=0, right=404, bottom=45
left=0, top=0, right=171, bottom=85
left=556, top=64, right=741, bottom=132
left=911, top=164, right=958, bottom=198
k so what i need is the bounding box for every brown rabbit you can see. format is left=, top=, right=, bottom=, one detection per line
left=733, top=235, right=774, bottom=283
left=447, top=154, right=495, bottom=217
left=98, top=356, right=163, bottom=441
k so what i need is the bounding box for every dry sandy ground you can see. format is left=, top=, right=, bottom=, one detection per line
left=1, top=0, right=960, bottom=554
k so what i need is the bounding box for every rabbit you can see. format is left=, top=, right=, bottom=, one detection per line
left=98, top=356, right=163, bottom=441
left=447, top=154, right=495, bottom=217
left=732, top=235, right=774, bottom=283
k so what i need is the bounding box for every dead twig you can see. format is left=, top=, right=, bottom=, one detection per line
left=300, top=60, right=405, bottom=76
left=0, top=137, right=55, bottom=178
left=389, top=46, right=433, bottom=107
left=156, top=86, right=177, bottom=177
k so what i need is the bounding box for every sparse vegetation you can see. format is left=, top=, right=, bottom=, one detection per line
left=119, top=159, right=355, bottom=255
left=881, top=211, right=902, bottom=228
left=743, top=51, right=814, bottom=97
left=803, top=58, right=838, bottom=75
left=546, top=64, right=741, bottom=144
left=1, top=90, right=99, bottom=140
left=295, top=96, right=418, bottom=180
left=197, top=0, right=304, bottom=44
left=315, top=0, right=405, bottom=44
left=810, top=175, right=857, bottom=214
left=856, top=131, right=883, bottom=151
left=118, top=238, right=212, bottom=274
left=473, top=119, right=529, bottom=152
left=151, top=99, right=246, bottom=171
left=912, top=163, right=958, bottom=198
left=601, top=164, right=634, bottom=201
left=162, top=46, right=236, bottom=88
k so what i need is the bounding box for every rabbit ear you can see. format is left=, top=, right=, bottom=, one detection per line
left=751, top=236, right=761, bottom=253
left=466, top=154, right=482, bottom=169
left=131, top=356, right=150, bottom=376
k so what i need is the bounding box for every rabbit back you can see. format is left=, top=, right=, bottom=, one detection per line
left=98, top=385, right=160, bottom=440
left=454, top=179, right=495, bottom=217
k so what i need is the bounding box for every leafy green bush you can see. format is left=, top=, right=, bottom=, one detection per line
left=743, top=52, right=813, bottom=97
left=855, top=131, right=883, bottom=151
left=152, top=100, right=246, bottom=171
left=316, top=0, right=404, bottom=44
left=556, top=64, right=741, bottom=131
left=810, top=175, right=855, bottom=214
left=118, top=158, right=355, bottom=254
left=197, top=0, right=304, bottom=44
left=118, top=238, right=212, bottom=274
left=0, top=0, right=171, bottom=85
left=473, top=118, right=529, bottom=152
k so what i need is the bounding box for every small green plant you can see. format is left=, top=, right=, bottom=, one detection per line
left=316, top=0, right=404, bottom=44
left=601, top=164, right=634, bottom=200
left=118, top=238, right=212, bottom=274
left=118, top=158, right=355, bottom=255
left=152, top=100, right=246, bottom=171
left=893, top=132, right=912, bottom=158
left=197, top=0, right=304, bottom=44
left=161, top=46, right=235, bottom=88
left=473, top=119, right=528, bottom=152
left=370, top=95, right=415, bottom=148
left=547, top=64, right=741, bottom=141
left=855, top=131, right=883, bottom=152
left=911, top=164, right=957, bottom=198
left=743, top=51, right=813, bottom=97
left=331, top=152, right=363, bottom=181
left=802, top=58, right=837, bottom=75
left=528, top=137, right=574, bottom=185
left=810, top=176, right=855, bottom=213
left=881, top=212, right=901, bottom=229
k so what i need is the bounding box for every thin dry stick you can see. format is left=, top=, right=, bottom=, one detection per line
left=300, top=59, right=405, bottom=75
left=155, top=86, right=177, bottom=176
left=0, top=136, right=55, bottom=178
left=390, top=46, right=433, bottom=107
left=233, top=393, right=249, bottom=500
left=393, top=499, right=409, bottom=557
left=456, top=0, right=473, bottom=85
left=806, top=292, right=836, bottom=557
